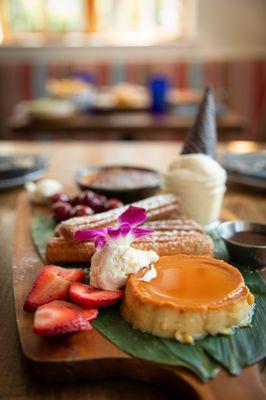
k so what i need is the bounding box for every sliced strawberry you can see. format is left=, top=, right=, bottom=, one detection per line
left=45, top=265, right=85, bottom=283
left=24, top=269, right=70, bottom=312
left=69, top=282, right=124, bottom=309
left=33, top=300, right=98, bottom=336
left=24, top=265, right=84, bottom=312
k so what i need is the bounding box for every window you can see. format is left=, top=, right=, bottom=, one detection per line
left=0, top=0, right=197, bottom=45
left=1, top=0, right=86, bottom=38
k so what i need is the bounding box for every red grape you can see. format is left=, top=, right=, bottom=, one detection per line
left=70, top=195, right=78, bottom=206
left=70, top=205, right=94, bottom=217
left=51, top=201, right=66, bottom=210
left=51, top=193, right=70, bottom=203
left=50, top=189, right=124, bottom=221
left=52, top=202, right=72, bottom=221
left=70, top=191, right=94, bottom=206
left=105, top=198, right=123, bottom=210
left=79, top=191, right=97, bottom=205
left=87, top=193, right=107, bottom=212
left=70, top=194, right=82, bottom=206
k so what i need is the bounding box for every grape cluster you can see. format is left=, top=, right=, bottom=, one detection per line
left=51, top=191, right=123, bottom=222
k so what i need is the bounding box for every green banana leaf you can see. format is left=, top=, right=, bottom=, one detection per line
left=199, top=269, right=266, bottom=375
left=93, top=306, right=220, bottom=381
left=32, top=212, right=266, bottom=381
left=32, top=211, right=56, bottom=262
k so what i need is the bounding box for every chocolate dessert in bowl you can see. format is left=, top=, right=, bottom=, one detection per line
left=76, top=165, right=161, bottom=203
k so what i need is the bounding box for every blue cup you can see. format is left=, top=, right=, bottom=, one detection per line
left=149, top=76, right=169, bottom=114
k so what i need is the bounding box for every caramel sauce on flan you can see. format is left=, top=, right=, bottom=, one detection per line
left=135, top=255, right=247, bottom=309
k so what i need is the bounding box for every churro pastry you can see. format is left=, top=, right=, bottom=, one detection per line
left=46, top=217, right=213, bottom=264
left=56, top=194, right=179, bottom=239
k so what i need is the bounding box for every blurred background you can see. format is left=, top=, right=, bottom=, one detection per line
left=0, top=0, right=265, bottom=141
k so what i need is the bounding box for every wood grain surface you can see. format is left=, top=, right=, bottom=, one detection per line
left=1, top=141, right=266, bottom=400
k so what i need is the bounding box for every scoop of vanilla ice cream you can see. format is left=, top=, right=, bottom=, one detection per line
left=90, top=244, right=159, bottom=290
left=168, top=154, right=226, bottom=183
left=164, top=154, right=227, bottom=226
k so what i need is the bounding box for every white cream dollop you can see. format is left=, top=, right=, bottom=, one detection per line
left=138, top=263, right=158, bottom=282
left=25, top=178, right=63, bottom=204
left=90, top=244, right=159, bottom=290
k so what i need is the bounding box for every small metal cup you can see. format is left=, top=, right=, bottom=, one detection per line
left=217, top=221, right=266, bottom=268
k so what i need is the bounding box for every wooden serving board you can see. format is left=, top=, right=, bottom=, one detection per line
left=12, top=193, right=265, bottom=400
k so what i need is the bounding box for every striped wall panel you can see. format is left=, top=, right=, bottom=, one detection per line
left=0, top=60, right=265, bottom=139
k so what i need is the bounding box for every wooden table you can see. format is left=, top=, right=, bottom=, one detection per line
left=0, top=141, right=265, bottom=400
left=7, top=110, right=247, bottom=141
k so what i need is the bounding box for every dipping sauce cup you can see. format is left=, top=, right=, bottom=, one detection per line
left=218, top=221, right=266, bottom=268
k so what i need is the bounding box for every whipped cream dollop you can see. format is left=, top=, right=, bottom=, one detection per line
left=25, top=178, right=62, bottom=204
left=90, top=244, right=159, bottom=290
left=74, top=205, right=159, bottom=290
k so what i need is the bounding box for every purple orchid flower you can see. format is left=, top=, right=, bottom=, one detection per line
left=74, top=205, right=154, bottom=249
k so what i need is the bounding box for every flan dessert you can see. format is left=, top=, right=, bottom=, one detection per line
left=122, top=255, right=254, bottom=343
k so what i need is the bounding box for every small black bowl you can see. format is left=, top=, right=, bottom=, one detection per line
left=75, top=165, right=161, bottom=203
left=217, top=221, right=266, bottom=268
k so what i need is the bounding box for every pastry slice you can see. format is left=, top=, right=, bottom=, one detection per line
left=46, top=218, right=213, bottom=264
left=56, top=194, right=180, bottom=239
